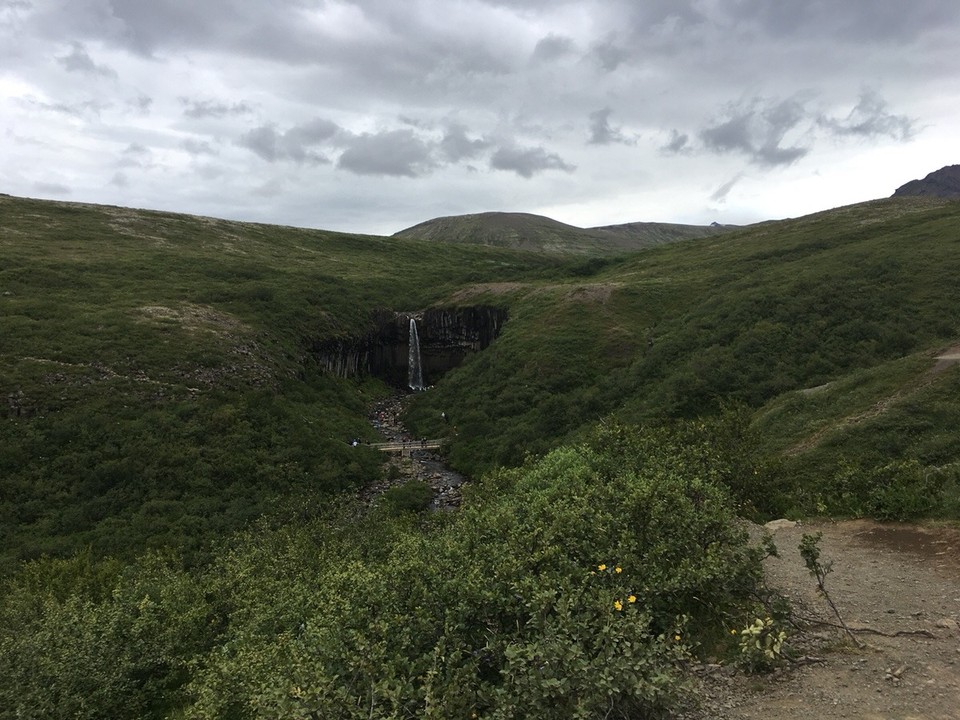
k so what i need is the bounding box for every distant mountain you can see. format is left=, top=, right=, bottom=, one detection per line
left=892, top=164, right=960, bottom=198
left=589, top=220, right=737, bottom=245
left=393, top=211, right=736, bottom=255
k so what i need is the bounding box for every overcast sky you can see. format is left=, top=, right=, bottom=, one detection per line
left=2, top=0, right=959, bottom=235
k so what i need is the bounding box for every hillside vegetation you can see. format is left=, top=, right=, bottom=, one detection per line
left=2, top=191, right=960, bottom=718
left=0, top=195, right=562, bottom=569
left=406, top=197, right=960, bottom=517
left=394, top=210, right=733, bottom=255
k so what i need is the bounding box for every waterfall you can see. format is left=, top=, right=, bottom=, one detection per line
left=408, top=317, right=425, bottom=391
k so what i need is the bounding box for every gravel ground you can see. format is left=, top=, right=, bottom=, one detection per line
left=688, top=519, right=960, bottom=720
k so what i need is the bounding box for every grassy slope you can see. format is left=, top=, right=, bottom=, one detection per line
left=406, top=197, right=960, bottom=515
left=0, top=196, right=562, bottom=569
left=3, top=193, right=960, bottom=571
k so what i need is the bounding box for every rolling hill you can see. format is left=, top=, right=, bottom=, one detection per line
left=393, top=210, right=734, bottom=255
left=3, top=191, right=960, bottom=570
left=3, top=184, right=960, bottom=719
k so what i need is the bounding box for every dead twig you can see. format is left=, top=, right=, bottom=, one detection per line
left=792, top=613, right=937, bottom=639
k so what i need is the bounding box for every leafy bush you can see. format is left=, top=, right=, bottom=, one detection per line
left=817, top=458, right=945, bottom=520
left=184, top=422, right=763, bottom=719
left=0, top=553, right=213, bottom=720
left=380, top=480, right=435, bottom=514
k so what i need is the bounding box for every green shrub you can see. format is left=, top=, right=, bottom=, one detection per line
left=0, top=553, right=213, bottom=720
left=817, top=458, right=945, bottom=520
left=380, top=480, right=435, bottom=514
left=185, top=422, right=764, bottom=719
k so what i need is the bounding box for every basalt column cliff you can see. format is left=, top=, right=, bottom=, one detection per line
left=313, top=306, right=508, bottom=388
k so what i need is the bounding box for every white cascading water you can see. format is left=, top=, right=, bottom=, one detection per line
left=408, top=317, right=425, bottom=391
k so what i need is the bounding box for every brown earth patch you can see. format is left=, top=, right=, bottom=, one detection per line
left=137, top=303, right=250, bottom=337
left=447, top=282, right=529, bottom=303
left=689, top=519, right=960, bottom=720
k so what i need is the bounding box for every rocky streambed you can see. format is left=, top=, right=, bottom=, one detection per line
left=359, top=393, right=468, bottom=511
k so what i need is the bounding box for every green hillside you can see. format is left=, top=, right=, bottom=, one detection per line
left=404, top=197, right=960, bottom=516
left=3, top=191, right=960, bottom=719
left=0, top=195, right=562, bottom=569
left=4, top=193, right=960, bottom=567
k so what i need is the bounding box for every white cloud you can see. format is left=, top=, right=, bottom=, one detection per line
left=0, top=0, right=957, bottom=234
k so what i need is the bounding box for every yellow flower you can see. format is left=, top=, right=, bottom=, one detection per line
left=614, top=566, right=622, bottom=574
left=598, top=564, right=607, bottom=572
left=613, top=600, right=623, bottom=611
left=673, top=634, right=681, bottom=642
left=628, top=595, right=636, bottom=603
left=730, top=628, right=737, bottom=635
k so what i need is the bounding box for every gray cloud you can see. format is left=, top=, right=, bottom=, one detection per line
left=119, top=142, right=151, bottom=168
left=182, top=138, right=218, bottom=156
left=588, top=108, right=632, bottom=145
left=3, top=0, right=958, bottom=234
left=532, top=33, right=576, bottom=62
left=727, top=0, right=960, bottom=42
left=252, top=177, right=286, bottom=198
left=490, top=144, right=575, bottom=178
left=180, top=98, right=253, bottom=119
left=338, top=129, right=437, bottom=177
left=710, top=173, right=744, bottom=202
left=284, top=118, right=342, bottom=149
left=25, top=98, right=107, bottom=118
left=661, top=129, right=690, bottom=154
left=128, top=95, right=153, bottom=114
left=439, top=123, right=491, bottom=162
left=90, top=0, right=220, bottom=55
left=819, top=90, right=915, bottom=141
left=238, top=119, right=340, bottom=164
left=700, top=98, right=809, bottom=166
left=590, top=36, right=629, bottom=71
left=56, top=42, right=116, bottom=77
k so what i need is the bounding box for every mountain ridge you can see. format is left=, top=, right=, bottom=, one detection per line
left=892, top=164, right=960, bottom=198
left=393, top=210, right=736, bottom=255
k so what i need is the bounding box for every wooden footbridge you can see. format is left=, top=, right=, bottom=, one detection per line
left=368, top=439, right=443, bottom=457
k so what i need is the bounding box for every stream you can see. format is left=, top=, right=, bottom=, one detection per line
left=360, top=393, right=469, bottom=511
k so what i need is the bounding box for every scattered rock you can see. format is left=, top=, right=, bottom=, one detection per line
left=764, top=519, right=798, bottom=531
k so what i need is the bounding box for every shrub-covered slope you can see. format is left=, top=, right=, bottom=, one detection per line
left=4, top=193, right=960, bottom=571
left=3, top=192, right=960, bottom=719
left=406, top=197, right=960, bottom=515
left=0, top=423, right=766, bottom=720
left=0, top=196, right=561, bottom=569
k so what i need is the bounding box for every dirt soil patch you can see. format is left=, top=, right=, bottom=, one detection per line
left=693, top=520, right=960, bottom=720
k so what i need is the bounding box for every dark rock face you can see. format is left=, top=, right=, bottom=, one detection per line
left=312, top=306, right=508, bottom=388
left=892, top=165, right=960, bottom=198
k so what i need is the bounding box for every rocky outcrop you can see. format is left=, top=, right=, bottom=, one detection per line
left=312, top=306, right=508, bottom=388
left=418, top=306, right=507, bottom=384
left=893, top=165, right=960, bottom=198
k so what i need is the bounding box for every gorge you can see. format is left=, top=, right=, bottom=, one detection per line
left=313, top=305, right=508, bottom=388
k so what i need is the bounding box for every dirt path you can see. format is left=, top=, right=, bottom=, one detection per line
left=788, top=345, right=960, bottom=457
left=695, top=520, right=960, bottom=720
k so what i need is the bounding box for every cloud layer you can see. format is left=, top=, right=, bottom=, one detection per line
left=1, top=0, right=958, bottom=233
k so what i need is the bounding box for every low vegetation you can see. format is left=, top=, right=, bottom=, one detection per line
left=1, top=422, right=765, bottom=719
left=407, top=197, right=960, bottom=520
left=0, top=196, right=560, bottom=570
left=2, top=192, right=960, bottom=717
